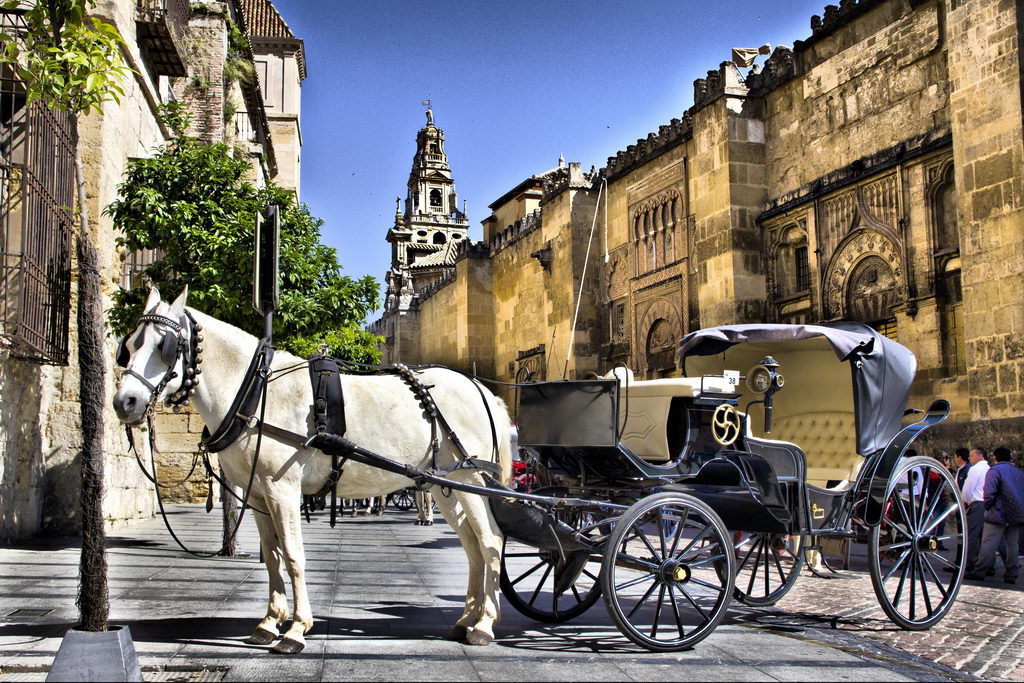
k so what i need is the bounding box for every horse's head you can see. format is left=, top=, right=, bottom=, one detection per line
left=112, top=286, right=200, bottom=425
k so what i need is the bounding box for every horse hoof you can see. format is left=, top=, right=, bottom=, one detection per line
left=446, top=624, right=468, bottom=642
left=270, top=637, right=305, bottom=655
left=245, top=628, right=278, bottom=645
left=424, top=520, right=433, bottom=526
left=466, top=629, right=493, bottom=646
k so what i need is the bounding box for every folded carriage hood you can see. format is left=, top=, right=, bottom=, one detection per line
left=677, top=322, right=917, bottom=457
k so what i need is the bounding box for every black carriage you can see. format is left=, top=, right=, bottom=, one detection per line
left=497, top=322, right=966, bottom=651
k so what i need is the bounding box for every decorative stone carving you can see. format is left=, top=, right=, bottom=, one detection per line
left=823, top=230, right=904, bottom=319
left=636, top=297, right=682, bottom=376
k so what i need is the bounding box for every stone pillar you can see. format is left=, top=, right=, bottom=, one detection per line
left=947, top=0, right=1024, bottom=445
left=691, top=63, right=769, bottom=327
left=171, top=4, right=228, bottom=144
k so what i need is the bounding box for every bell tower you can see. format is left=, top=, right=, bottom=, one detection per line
left=384, top=106, right=469, bottom=311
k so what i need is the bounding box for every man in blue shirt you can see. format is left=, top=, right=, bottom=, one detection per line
left=966, top=447, right=1024, bottom=583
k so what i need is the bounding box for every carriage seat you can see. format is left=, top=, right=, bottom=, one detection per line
left=617, top=376, right=735, bottom=462
left=768, top=412, right=863, bottom=489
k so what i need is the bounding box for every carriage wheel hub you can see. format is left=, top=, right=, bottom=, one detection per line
left=661, top=561, right=691, bottom=584
left=916, top=536, right=938, bottom=552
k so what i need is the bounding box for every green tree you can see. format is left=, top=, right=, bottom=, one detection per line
left=0, top=0, right=130, bottom=632
left=107, top=104, right=381, bottom=363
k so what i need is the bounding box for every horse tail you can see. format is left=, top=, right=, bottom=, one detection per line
left=490, top=393, right=513, bottom=487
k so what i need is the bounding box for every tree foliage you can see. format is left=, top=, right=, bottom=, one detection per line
left=107, top=105, right=381, bottom=362
left=0, top=0, right=128, bottom=115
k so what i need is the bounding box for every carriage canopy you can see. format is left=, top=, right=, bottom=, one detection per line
left=677, top=322, right=917, bottom=456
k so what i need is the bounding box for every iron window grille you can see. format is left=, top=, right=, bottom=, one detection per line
left=0, top=13, right=76, bottom=364
left=795, top=245, right=810, bottom=292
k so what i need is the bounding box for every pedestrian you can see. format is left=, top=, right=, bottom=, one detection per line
left=953, top=448, right=970, bottom=491
left=966, top=447, right=1024, bottom=583
left=961, top=446, right=990, bottom=574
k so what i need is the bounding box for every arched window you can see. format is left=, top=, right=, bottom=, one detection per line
left=432, top=232, right=447, bottom=244
left=429, top=189, right=442, bottom=208
left=933, top=166, right=958, bottom=253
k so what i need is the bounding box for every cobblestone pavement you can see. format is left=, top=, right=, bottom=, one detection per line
left=0, top=505, right=1010, bottom=682
left=741, top=546, right=1024, bottom=681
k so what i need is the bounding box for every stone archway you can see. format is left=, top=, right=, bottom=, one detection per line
left=846, top=255, right=897, bottom=324
left=636, top=297, right=682, bottom=378
left=823, top=229, right=904, bottom=319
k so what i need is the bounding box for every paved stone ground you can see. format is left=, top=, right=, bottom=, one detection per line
left=762, top=544, right=1024, bottom=681
left=0, top=505, right=1005, bottom=682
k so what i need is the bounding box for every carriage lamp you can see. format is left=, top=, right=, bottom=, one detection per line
left=745, top=356, right=784, bottom=433
left=745, top=356, right=784, bottom=394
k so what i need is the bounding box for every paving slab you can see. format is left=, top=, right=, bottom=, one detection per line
left=0, top=504, right=998, bottom=681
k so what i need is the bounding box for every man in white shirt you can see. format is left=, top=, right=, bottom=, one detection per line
left=962, top=446, right=991, bottom=574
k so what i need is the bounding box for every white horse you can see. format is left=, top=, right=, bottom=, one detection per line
left=112, top=288, right=512, bottom=653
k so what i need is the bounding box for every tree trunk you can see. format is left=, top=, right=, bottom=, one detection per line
left=220, top=470, right=239, bottom=557
left=73, top=116, right=109, bottom=632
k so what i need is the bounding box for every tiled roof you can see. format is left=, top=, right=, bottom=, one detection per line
left=238, top=0, right=294, bottom=38
left=410, top=241, right=459, bottom=268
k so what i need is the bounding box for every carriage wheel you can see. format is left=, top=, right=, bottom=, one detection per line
left=601, top=492, right=734, bottom=651
left=390, top=488, right=415, bottom=511
left=868, top=455, right=966, bottom=630
left=731, top=532, right=805, bottom=607
left=499, top=508, right=605, bottom=623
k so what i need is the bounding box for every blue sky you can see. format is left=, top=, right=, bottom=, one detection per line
left=278, top=1, right=829, bottom=317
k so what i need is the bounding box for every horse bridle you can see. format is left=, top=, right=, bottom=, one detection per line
left=117, top=310, right=204, bottom=414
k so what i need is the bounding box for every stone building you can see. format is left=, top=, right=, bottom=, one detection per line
left=0, top=0, right=302, bottom=540
left=373, top=0, right=1023, bottom=451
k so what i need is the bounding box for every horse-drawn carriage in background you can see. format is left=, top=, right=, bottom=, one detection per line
left=496, top=322, right=966, bottom=650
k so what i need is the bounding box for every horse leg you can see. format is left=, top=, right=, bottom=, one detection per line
left=452, top=490, right=503, bottom=645
left=435, top=491, right=501, bottom=645
left=246, top=502, right=289, bottom=645
left=262, top=481, right=314, bottom=655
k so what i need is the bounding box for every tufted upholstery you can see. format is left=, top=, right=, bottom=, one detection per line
left=770, top=412, right=863, bottom=489
left=617, top=377, right=735, bottom=462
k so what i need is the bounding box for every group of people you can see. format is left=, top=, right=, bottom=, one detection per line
left=947, top=446, right=1024, bottom=584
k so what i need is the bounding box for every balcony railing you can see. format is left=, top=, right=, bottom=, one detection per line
left=136, top=0, right=188, bottom=77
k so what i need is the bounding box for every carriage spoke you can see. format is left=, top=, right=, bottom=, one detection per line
left=746, top=539, right=764, bottom=596
left=687, top=552, right=728, bottom=568
left=650, top=584, right=667, bottom=638
left=909, top=555, right=918, bottom=620
left=772, top=545, right=788, bottom=584
left=528, top=565, right=553, bottom=606
left=636, top=525, right=662, bottom=561
left=571, top=585, right=583, bottom=603
left=917, top=556, right=933, bottom=615
left=878, top=540, right=913, bottom=552
left=922, top=505, right=958, bottom=536
left=920, top=481, right=945, bottom=531
left=735, top=536, right=762, bottom=574
left=908, top=479, right=918, bottom=532
left=669, top=508, right=689, bottom=556
left=935, top=533, right=962, bottom=543
left=675, top=583, right=711, bottom=623
left=667, top=585, right=687, bottom=638
left=882, top=548, right=913, bottom=583
left=882, top=516, right=914, bottom=540
left=688, top=577, right=727, bottom=593
left=510, top=561, right=547, bottom=587
left=678, top=525, right=713, bottom=559
left=626, top=579, right=661, bottom=619
left=929, top=552, right=959, bottom=569
left=892, top=553, right=913, bottom=608
left=616, top=572, right=657, bottom=591
left=920, top=555, right=950, bottom=599
left=893, top=493, right=914, bottom=534
left=658, top=509, right=669, bottom=558
left=582, top=569, right=600, bottom=582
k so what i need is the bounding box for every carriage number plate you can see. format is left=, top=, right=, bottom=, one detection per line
left=724, top=370, right=740, bottom=387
